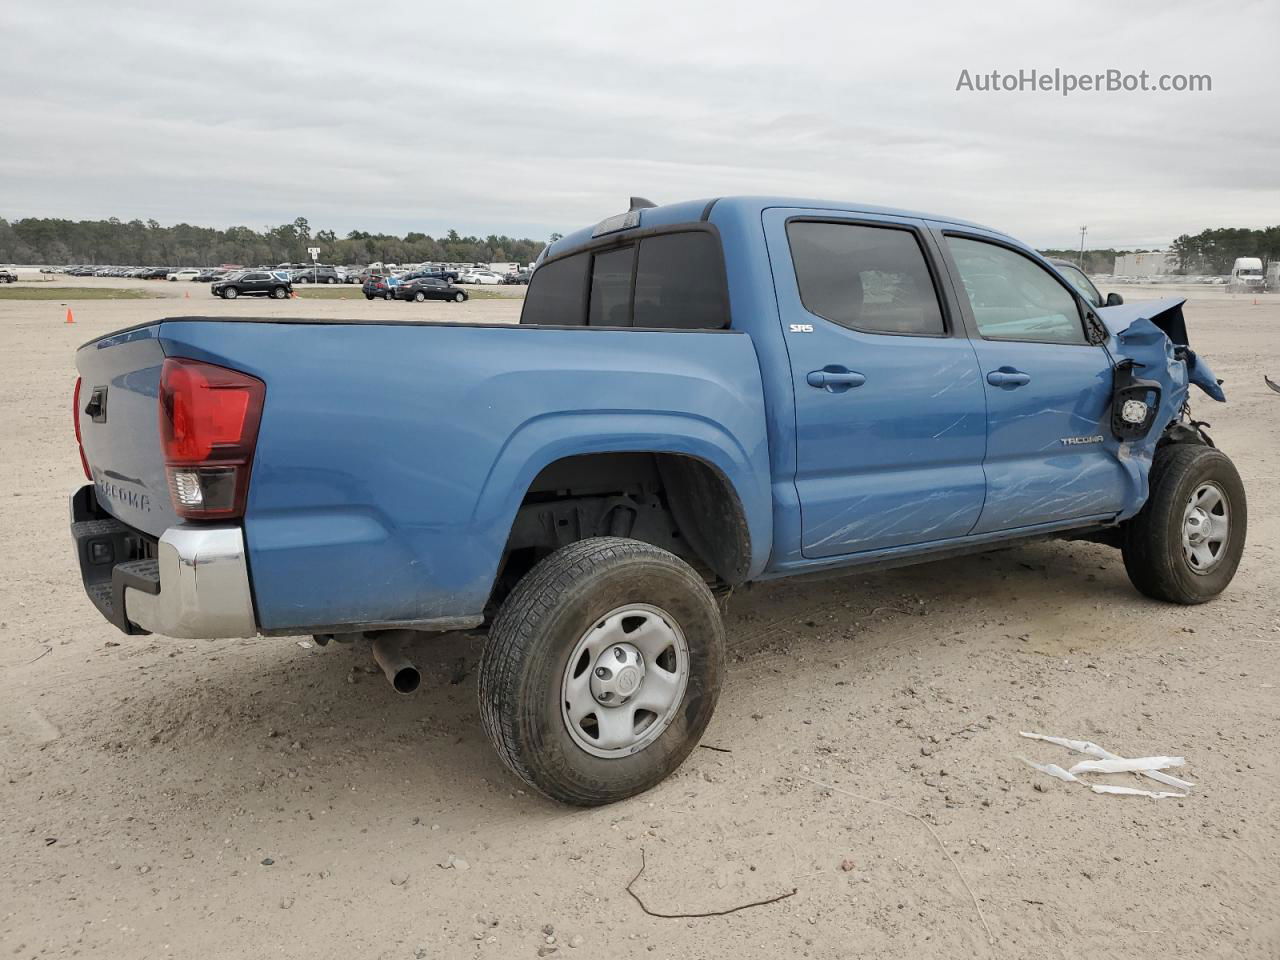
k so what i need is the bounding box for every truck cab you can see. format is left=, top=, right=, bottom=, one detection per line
left=1228, top=256, right=1265, bottom=293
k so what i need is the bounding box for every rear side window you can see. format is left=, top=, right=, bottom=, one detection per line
left=521, top=253, right=588, bottom=326
left=786, top=221, right=945, bottom=336
left=633, top=232, right=727, bottom=329
left=522, top=230, right=727, bottom=329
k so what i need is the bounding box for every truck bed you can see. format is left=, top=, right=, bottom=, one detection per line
left=76, top=316, right=773, bottom=634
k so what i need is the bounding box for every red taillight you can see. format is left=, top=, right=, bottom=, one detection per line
left=73, top=376, right=91, bottom=480
left=159, top=357, right=265, bottom=520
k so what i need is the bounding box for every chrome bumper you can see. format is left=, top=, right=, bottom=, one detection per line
left=70, top=485, right=258, bottom=639
left=127, top=527, right=257, bottom=638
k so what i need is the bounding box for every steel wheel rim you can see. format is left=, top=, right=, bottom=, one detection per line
left=561, top=603, right=689, bottom=759
left=1182, top=481, right=1229, bottom=575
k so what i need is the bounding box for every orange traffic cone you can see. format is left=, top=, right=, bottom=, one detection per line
left=291, top=289, right=298, bottom=299
left=65, top=307, right=75, bottom=324
left=184, top=289, right=190, bottom=299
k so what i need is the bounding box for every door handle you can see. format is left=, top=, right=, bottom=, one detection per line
left=807, top=369, right=866, bottom=390
left=987, top=369, right=1031, bottom=387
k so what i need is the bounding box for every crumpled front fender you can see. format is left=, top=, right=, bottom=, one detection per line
left=1096, top=297, right=1225, bottom=520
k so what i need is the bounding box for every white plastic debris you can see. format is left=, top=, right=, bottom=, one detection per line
left=1018, top=757, right=1079, bottom=783
left=1018, top=732, right=1194, bottom=799
left=1068, top=756, right=1185, bottom=775
left=1090, top=785, right=1186, bottom=800
left=1020, top=731, right=1195, bottom=791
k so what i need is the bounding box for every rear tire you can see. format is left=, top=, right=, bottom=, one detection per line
left=478, top=538, right=724, bottom=806
left=1122, top=444, right=1246, bottom=604
left=365, top=294, right=375, bottom=300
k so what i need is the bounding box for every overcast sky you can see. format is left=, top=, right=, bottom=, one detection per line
left=2, top=0, right=1277, bottom=249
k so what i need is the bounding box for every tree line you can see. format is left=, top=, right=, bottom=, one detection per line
left=0, top=215, right=552, bottom=267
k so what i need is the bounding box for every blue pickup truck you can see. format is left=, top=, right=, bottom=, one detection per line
left=70, top=196, right=1243, bottom=805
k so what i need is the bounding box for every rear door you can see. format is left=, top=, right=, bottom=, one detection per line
left=936, top=231, right=1125, bottom=533
left=764, top=208, right=989, bottom=558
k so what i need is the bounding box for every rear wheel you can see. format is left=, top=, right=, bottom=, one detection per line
left=478, top=538, right=724, bottom=806
left=383, top=292, right=392, bottom=301
left=223, top=287, right=239, bottom=300
left=1122, top=444, right=1246, bottom=604
left=365, top=294, right=375, bottom=300
left=326, top=277, right=335, bottom=284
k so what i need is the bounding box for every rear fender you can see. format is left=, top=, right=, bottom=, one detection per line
left=473, top=412, right=773, bottom=579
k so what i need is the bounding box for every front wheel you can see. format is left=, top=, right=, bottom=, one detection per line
left=478, top=538, right=724, bottom=806
left=413, top=291, right=426, bottom=302
left=365, top=294, right=375, bottom=300
left=1122, top=444, right=1246, bottom=604
left=270, top=286, right=287, bottom=299
left=222, top=287, right=239, bottom=300
left=453, top=291, right=465, bottom=303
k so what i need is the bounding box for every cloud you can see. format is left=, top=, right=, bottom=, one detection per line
left=1, top=0, right=1277, bottom=248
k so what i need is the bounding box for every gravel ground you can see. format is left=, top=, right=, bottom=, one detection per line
left=1, top=285, right=1277, bottom=959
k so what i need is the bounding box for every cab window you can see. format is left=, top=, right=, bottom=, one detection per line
left=946, top=238, right=1085, bottom=344
left=786, top=221, right=946, bottom=336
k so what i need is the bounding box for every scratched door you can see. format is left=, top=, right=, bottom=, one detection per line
left=763, top=208, right=989, bottom=558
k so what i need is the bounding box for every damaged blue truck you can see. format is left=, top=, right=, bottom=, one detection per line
left=70, top=196, right=1244, bottom=805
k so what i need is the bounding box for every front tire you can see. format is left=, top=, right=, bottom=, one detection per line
left=478, top=538, right=724, bottom=806
left=453, top=291, right=465, bottom=303
left=1122, top=444, right=1246, bottom=604
left=413, top=291, right=426, bottom=302
left=223, top=287, right=239, bottom=300
left=270, top=286, right=287, bottom=299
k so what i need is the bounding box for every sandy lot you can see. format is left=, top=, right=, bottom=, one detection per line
left=2, top=284, right=1278, bottom=959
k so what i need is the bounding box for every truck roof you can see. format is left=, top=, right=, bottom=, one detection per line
left=542, top=196, right=1013, bottom=262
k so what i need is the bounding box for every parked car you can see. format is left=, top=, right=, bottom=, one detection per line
left=362, top=274, right=392, bottom=300
left=393, top=277, right=468, bottom=302
left=167, top=268, right=202, bottom=282
left=291, top=266, right=343, bottom=284
left=459, top=270, right=502, bottom=285
left=1046, top=258, right=1123, bottom=309
left=69, top=195, right=1241, bottom=807
left=211, top=270, right=291, bottom=299
left=0, top=268, right=17, bottom=283
left=502, top=271, right=531, bottom=285
left=192, top=269, right=225, bottom=283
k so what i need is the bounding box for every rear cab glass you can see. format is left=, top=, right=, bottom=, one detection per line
left=521, top=229, right=728, bottom=329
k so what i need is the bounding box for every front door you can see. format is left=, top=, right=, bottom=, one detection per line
left=764, top=209, right=989, bottom=558
left=938, top=232, right=1126, bottom=534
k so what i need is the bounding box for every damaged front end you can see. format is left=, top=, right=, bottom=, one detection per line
left=1098, top=297, right=1226, bottom=521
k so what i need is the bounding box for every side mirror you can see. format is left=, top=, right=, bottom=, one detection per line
left=1105, top=292, right=1124, bottom=306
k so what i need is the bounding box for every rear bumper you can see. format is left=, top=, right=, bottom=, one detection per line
left=70, top=485, right=258, bottom=639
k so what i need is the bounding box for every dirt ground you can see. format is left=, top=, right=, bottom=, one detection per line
left=2, top=282, right=1278, bottom=959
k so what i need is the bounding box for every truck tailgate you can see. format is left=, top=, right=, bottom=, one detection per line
left=75, top=324, right=178, bottom=536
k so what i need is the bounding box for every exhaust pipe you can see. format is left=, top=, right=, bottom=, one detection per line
left=370, top=632, right=421, bottom=694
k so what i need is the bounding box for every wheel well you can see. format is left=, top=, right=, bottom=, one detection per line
left=489, top=452, right=751, bottom=612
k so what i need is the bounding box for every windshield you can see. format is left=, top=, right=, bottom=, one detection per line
left=1054, top=262, right=1102, bottom=308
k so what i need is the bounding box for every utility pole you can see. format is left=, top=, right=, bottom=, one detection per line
left=1078, top=225, right=1088, bottom=267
